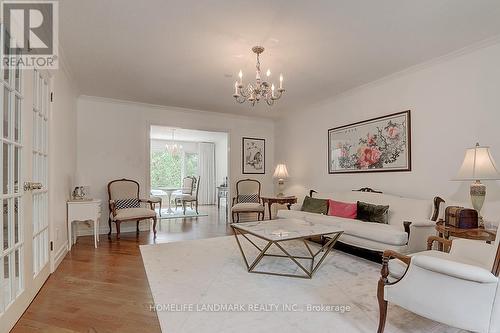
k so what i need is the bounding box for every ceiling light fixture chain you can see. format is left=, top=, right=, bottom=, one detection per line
left=233, top=46, right=285, bottom=107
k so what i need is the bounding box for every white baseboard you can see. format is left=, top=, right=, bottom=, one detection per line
left=51, top=244, right=68, bottom=273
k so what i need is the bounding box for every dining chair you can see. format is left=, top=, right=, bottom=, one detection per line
left=174, top=176, right=200, bottom=214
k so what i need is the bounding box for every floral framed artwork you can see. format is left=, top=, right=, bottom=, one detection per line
left=328, top=110, right=411, bottom=174
left=242, top=137, right=265, bottom=174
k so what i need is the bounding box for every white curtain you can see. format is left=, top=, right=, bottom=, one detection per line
left=198, top=142, right=216, bottom=204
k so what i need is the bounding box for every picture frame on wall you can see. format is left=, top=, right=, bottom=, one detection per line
left=242, top=137, right=265, bottom=174
left=328, top=110, right=411, bottom=174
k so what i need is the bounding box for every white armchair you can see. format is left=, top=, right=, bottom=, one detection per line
left=377, top=225, right=500, bottom=333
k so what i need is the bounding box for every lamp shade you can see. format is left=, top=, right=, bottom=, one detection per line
left=454, top=143, right=500, bottom=181
left=273, top=164, right=289, bottom=179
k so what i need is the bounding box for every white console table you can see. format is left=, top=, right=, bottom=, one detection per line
left=67, top=199, right=102, bottom=250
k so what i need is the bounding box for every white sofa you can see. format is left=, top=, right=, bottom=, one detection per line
left=276, top=191, right=443, bottom=254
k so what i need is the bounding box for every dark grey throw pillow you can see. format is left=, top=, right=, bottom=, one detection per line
left=357, top=201, right=389, bottom=224
left=301, top=196, right=328, bottom=215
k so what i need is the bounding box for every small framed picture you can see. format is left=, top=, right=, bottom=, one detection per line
left=242, top=137, right=265, bottom=174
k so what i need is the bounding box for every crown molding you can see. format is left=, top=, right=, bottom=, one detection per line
left=78, top=95, right=276, bottom=123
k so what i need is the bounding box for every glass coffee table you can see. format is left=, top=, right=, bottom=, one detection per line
left=231, top=218, right=343, bottom=279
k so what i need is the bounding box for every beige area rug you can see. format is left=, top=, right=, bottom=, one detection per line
left=140, top=236, right=465, bottom=333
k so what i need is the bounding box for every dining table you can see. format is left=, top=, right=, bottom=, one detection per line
left=157, top=187, right=180, bottom=214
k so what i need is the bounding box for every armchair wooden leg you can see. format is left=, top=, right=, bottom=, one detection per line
left=195, top=201, right=199, bottom=214
left=152, top=217, right=157, bottom=238
left=159, top=202, right=162, bottom=216
left=183, top=201, right=186, bottom=215
left=108, top=218, right=112, bottom=239
left=377, top=278, right=388, bottom=333
left=116, top=222, right=121, bottom=240
left=232, top=212, right=236, bottom=223
left=136, top=220, right=140, bottom=233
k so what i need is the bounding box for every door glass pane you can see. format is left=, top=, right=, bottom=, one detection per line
left=3, top=199, right=9, bottom=250
left=14, top=146, right=19, bottom=193
left=3, top=143, right=9, bottom=194
left=3, top=31, right=10, bottom=83
left=14, top=96, right=20, bottom=142
left=3, top=255, right=11, bottom=306
left=3, top=87, right=9, bottom=138
left=15, top=249, right=21, bottom=296
left=14, top=197, right=19, bottom=244
left=14, top=49, right=21, bottom=92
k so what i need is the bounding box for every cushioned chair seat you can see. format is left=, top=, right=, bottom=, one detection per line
left=149, top=196, right=162, bottom=203
left=113, top=208, right=156, bottom=220
left=232, top=203, right=265, bottom=212
left=174, top=194, right=196, bottom=200
left=388, top=250, right=492, bottom=280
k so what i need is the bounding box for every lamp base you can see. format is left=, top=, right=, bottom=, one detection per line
left=470, top=181, right=486, bottom=227
left=276, top=179, right=285, bottom=197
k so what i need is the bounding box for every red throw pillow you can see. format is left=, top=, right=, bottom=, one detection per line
left=328, top=199, right=357, bottom=219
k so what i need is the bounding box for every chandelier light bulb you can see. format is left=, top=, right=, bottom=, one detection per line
left=233, top=46, right=285, bottom=107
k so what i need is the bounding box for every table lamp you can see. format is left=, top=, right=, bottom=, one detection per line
left=454, top=143, right=500, bottom=226
left=273, top=164, right=289, bottom=197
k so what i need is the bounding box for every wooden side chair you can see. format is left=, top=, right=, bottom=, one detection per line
left=107, top=178, right=157, bottom=239
left=174, top=176, right=200, bottom=214
left=377, top=224, right=500, bottom=333
left=231, top=179, right=265, bottom=222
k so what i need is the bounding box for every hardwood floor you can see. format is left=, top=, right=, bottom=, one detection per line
left=12, top=205, right=233, bottom=333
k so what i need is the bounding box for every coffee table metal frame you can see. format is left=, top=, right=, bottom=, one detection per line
left=231, top=225, right=343, bottom=279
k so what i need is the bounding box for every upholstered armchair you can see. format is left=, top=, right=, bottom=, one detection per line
left=377, top=225, right=500, bottom=333
left=174, top=176, right=200, bottom=214
left=107, top=179, right=157, bottom=239
left=231, top=179, right=265, bottom=222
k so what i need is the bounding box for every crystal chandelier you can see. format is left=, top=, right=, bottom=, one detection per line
left=165, top=129, right=183, bottom=156
left=233, top=46, right=285, bottom=106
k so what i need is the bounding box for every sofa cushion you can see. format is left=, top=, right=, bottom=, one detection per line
left=304, top=214, right=408, bottom=246
left=328, top=199, right=357, bottom=219
left=357, top=201, right=389, bottom=224
left=301, top=196, right=328, bottom=215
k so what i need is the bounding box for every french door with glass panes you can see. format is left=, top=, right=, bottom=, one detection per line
left=0, top=38, right=51, bottom=332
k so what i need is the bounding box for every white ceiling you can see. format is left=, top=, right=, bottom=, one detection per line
left=60, top=0, right=500, bottom=118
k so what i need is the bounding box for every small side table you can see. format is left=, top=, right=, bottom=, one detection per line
left=435, top=220, right=497, bottom=251
left=261, top=196, right=298, bottom=220
left=67, top=199, right=102, bottom=250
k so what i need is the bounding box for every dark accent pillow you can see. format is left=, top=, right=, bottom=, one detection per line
left=357, top=201, right=389, bottom=224
left=301, top=196, right=328, bottom=215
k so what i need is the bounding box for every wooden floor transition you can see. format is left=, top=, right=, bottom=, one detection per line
left=12, top=205, right=233, bottom=333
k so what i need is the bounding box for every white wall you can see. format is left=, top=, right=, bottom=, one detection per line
left=76, top=97, right=274, bottom=233
left=275, top=41, right=500, bottom=221
left=49, top=66, right=78, bottom=269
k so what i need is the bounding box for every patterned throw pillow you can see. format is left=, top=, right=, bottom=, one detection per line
left=238, top=194, right=260, bottom=203
left=115, top=198, right=140, bottom=210
left=357, top=201, right=389, bottom=224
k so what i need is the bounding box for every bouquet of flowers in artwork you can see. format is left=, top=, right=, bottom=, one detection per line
left=329, top=111, right=410, bottom=173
